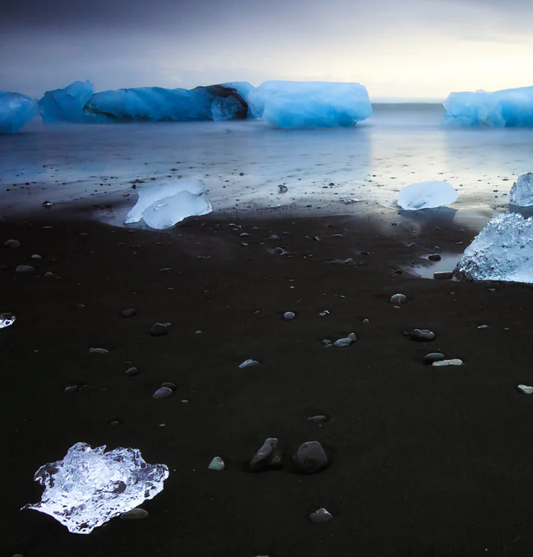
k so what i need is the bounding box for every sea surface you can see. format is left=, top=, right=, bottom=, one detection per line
left=1, top=103, right=532, bottom=228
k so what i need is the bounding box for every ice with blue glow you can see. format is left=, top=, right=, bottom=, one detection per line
left=38, top=80, right=95, bottom=123
left=0, top=92, right=38, bottom=134
left=442, top=86, right=533, bottom=127
left=455, top=212, right=533, bottom=283
left=247, top=81, right=372, bottom=128
left=23, top=442, right=169, bottom=534
left=84, top=84, right=250, bottom=122
left=397, top=181, right=458, bottom=210
left=125, top=180, right=212, bottom=229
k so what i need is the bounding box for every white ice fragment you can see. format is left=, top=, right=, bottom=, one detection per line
left=239, top=359, right=259, bottom=368
left=0, top=313, right=16, bottom=328
left=125, top=181, right=211, bottom=230
left=22, top=442, right=169, bottom=534
left=518, top=385, right=533, bottom=395
left=509, top=173, right=533, bottom=207
left=397, top=181, right=458, bottom=211
left=455, top=212, right=533, bottom=283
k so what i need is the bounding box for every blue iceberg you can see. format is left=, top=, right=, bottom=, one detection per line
left=38, top=80, right=95, bottom=123
left=442, top=86, right=533, bottom=127
left=84, top=84, right=251, bottom=122
left=0, top=91, right=38, bottom=134
left=247, top=81, right=372, bottom=129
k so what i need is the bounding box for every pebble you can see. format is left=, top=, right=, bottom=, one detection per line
left=208, top=457, right=225, bottom=471
left=120, top=509, right=149, bottom=520
left=152, top=387, right=173, bottom=399
left=31, top=254, right=41, bottom=259
left=307, top=415, right=328, bottom=423
left=319, top=310, right=330, bottom=317
left=433, top=271, right=453, bottom=280
left=125, top=366, right=139, bottom=376
left=309, top=508, right=333, bottom=523
left=390, top=293, right=407, bottom=305
left=293, top=441, right=328, bottom=474
left=122, top=308, right=136, bottom=318
left=517, top=384, right=533, bottom=395
left=284, top=312, right=295, bottom=320
left=43, top=272, right=56, bottom=279
left=333, top=333, right=356, bottom=347
left=4, top=239, right=21, bottom=248
left=410, top=329, right=435, bottom=341
left=239, top=359, right=259, bottom=368
left=477, top=324, right=489, bottom=329
left=432, top=359, right=463, bottom=367
left=89, top=347, right=108, bottom=354
left=428, top=253, right=442, bottom=261
left=250, top=438, right=282, bottom=471
left=64, top=385, right=78, bottom=394
left=424, top=353, right=445, bottom=364
left=161, top=382, right=176, bottom=390
left=278, top=185, right=288, bottom=193
left=150, top=323, right=168, bottom=336
left=15, top=265, right=35, bottom=273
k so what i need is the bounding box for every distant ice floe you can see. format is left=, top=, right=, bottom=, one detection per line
left=397, top=181, right=458, bottom=210
left=38, top=81, right=95, bottom=123
left=0, top=92, right=38, bottom=134
left=248, top=81, right=372, bottom=129
left=455, top=212, right=533, bottom=283
left=510, top=173, right=533, bottom=207
left=442, top=86, right=533, bottom=127
left=23, top=442, right=169, bottom=534
left=125, top=180, right=212, bottom=229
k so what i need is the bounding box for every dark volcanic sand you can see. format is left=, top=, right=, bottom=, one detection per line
left=3, top=212, right=533, bottom=557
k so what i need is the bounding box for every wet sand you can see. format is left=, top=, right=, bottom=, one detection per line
left=3, top=211, right=533, bottom=556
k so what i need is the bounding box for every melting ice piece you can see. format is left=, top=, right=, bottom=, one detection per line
left=0, top=91, right=38, bottom=134
left=0, top=313, right=16, bottom=328
left=455, top=212, right=533, bottom=283
left=397, top=181, right=458, bottom=210
left=247, top=81, right=372, bottom=128
left=38, top=80, right=95, bottom=123
left=23, top=442, right=169, bottom=534
left=509, top=173, right=533, bottom=207
left=442, top=86, right=533, bottom=127
left=125, top=181, right=212, bottom=229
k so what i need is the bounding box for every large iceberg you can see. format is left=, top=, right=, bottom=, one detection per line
left=125, top=180, right=212, bottom=229
left=397, top=181, right=458, bottom=210
left=442, top=86, right=533, bottom=127
left=84, top=84, right=250, bottom=122
left=38, top=80, right=95, bottom=123
left=247, top=81, right=372, bottom=129
left=454, top=212, right=533, bottom=283
left=0, top=91, right=38, bottom=134
left=509, top=173, right=533, bottom=207
left=23, top=442, right=169, bottom=534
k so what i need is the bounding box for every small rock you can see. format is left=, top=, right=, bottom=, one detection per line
left=284, top=312, right=295, bottom=320
left=43, top=272, right=56, bottom=279
left=267, top=234, right=280, bottom=240
left=64, top=385, right=78, bottom=394
left=120, top=509, right=149, bottom=520
left=278, top=185, right=288, bottom=193
left=122, top=308, right=136, bottom=318
left=15, top=265, right=35, bottom=273
left=309, top=508, right=333, bottom=523
left=432, top=359, right=463, bottom=367
left=125, top=367, right=139, bottom=376
left=477, top=324, right=489, bottom=329
left=161, top=382, right=176, bottom=390
left=31, top=254, right=41, bottom=259
left=4, top=239, right=21, bottom=248
left=307, top=415, right=328, bottom=423
left=390, top=293, right=407, bottom=305
left=293, top=441, right=328, bottom=474
left=42, top=201, right=54, bottom=208
left=110, top=420, right=121, bottom=426
left=348, top=332, right=357, bottom=341
left=153, top=387, right=173, bottom=399
left=89, top=347, right=108, bottom=354
left=250, top=438, right=282, bottom=471
left=334, top=337, right=353, bottom=347
left=517, top=384, right=533, bottom=395
left=410, top=329, right=435, bottom=341
left=434, top=271, right=453, bottom=280
left=424, top=353, right=445, bottom=364
left=362, top=318, right=369, bottom=324
left=428, top=253, right=442, bottom=261
left=239, top=359, right=259, bottom=368
left=150, top=323, right=168, bottom=336
left=208, top=457, right=225, bottom=471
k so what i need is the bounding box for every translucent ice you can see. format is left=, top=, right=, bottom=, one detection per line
left=38, top=81, right=95, bottom=123
left=23, top=442, right=169, bottom=534
left=455, top=212, right=533, bottom=283
left=397, top=181, right=458, bottom=210
left=0, top=92, right=38, bottom=134
left=442, top=86, right=533, bottom=127
left=125, top=180, right=212, bottom=229
left=509, top=173, right=533, bottom=207
left=247, top=81, right=372, bottom=128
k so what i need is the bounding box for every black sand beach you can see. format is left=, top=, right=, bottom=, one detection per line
left=3, top=210, right=533, bottom=556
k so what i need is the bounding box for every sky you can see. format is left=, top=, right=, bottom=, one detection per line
left=2, top=0, right=533, bottom=100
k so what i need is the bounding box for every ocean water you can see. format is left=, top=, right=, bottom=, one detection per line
left=0, top=103, right=532, bottom=227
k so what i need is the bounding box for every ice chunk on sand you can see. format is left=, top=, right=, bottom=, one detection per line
left=38, top=80, right=95, bottom=123
left=0, top=91, right=38, bottom=134
left=442, top=86, right=533, bottom=127
left=509, top=173, right=533, bottom=207
left=455, top=212, right=533, bottom=283
left=125, top=180, right=211, bottom=229
left=397, top=181, right=458, bottom=210
left=22, top=442, right=169, bottom=534
left=247, top=81, right=372, bottom=128
left=85, top=84, right=248, bottom=122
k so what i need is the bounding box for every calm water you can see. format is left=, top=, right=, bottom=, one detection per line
left=1, top=104, right=532, bottom=227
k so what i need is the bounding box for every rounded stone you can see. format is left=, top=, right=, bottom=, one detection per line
left=428, top=253, right=442, bottom=261
left=284, top=312, right=295, bottom=320
left=125, top=366, right=140, bottom=376
left=390, top=293, right=407, bottom=305
left=122, top=308, right=136, bottom=318
left=4, top=239, right=21, bottom=248
left=150, top=323, right=168, bottom=336
left=15, top=265, right=35, bottom=273
left=120, top=509, right=149, bottom=520
left=410, top=329, right=435, bottom=341
left=250, top=438, right=282, bottom=471
left=160, top=382, right=176, bottom=390
left=64, top=385, right=78, bottom=394
left=424, top=352, right=445, bottom=364
left=293, top=441, right=328, bottom=474
left=153, top=386, right=173, bottom=399
left=310, top=508, right=333, bottom=523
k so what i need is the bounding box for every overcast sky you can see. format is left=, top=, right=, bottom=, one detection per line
left=2, top=0, right=532, bottom=100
